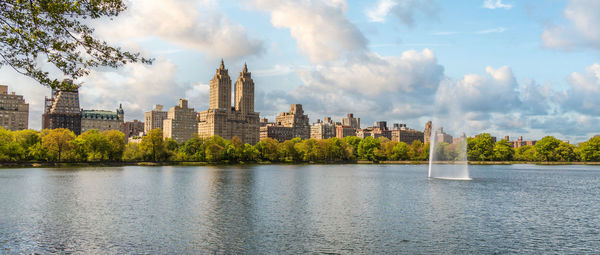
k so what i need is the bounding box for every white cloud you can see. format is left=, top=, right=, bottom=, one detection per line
left=79, top=58, right=209, bottom=123
left=366, top=0, right=398, bottom=22
left=436, top=66, right=521, bottom=114
left=557, top=63, right=600, bottom=115
left=253, top=0, right=366, bottom=63
left=96, top=0, right=263, bottom=59
left=366, top=0, right=439, bottom=25
left=482, top=0, right=513, bottom=10
left=542, top=0, right=600, bottom=51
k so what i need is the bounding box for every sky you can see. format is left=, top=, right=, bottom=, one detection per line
left=1, top=0, right=600, bottom=142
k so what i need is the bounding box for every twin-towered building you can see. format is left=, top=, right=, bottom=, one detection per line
left=196, top=61, right=260, bottom=144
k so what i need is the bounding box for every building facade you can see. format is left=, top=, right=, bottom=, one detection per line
left=123, top=120, right=144, bottom=138
left=42, top=82, right=82, bottom=134
left=260, top=104, right=310, bottom=142
left=310, top=117, right=336, bottom=140
left=163, top=99, right=198, bottom=143
left=0, top=85, right=28, bottom=131
left=391, top=124, right=424, bottom=144
left=336, top=125, right=356, bottom=138
left=342, top=113, right=360, bottom=129
left=424, top=120, right=432, bottom=144
left=197, top=61, right=260, bottom=144
left=144, top=104, right=168, bottom=134
left=81, top=104, right=124, bottom=132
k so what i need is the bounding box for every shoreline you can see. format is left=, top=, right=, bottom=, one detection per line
left=1, top=160, right=600, bottom=168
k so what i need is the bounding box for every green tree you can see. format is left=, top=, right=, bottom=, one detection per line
left=123, top=143, right=143, bottom=161
left=180, top=137, right=205, bottom=161
left=357, top=136, right=380, bottom=161
left=0, top=0, right=152, bottom=87
left=534, top=136, right=561, bottom=161
left=514, top=145, right=536, bottom=161
left=140, top=129, right=165, bottom=161
left=14, top=129, right=41, bottom=160
left=391, top=142, right=409, bottom=160
left=493, top=139, right=514, bottom=161
left=255, top=138, right=280, bottom=162
left=103, top=130, right=126, bottom=161
left=42, top=128, right=76, bottom=161
left=578, top=137, right=600, bottom=162
left=295, top=139, right=319, bottom=162
left=278, top=137, right=301, bottom=162
left=555, top=142, right=578, bottom=162
left=467, top=133, right=495, bottom=161
left=78, top=130, right=110, bottom=161
left=408, top=140, right=427, bottom=161
left=343, top=136, right=361, bottom=158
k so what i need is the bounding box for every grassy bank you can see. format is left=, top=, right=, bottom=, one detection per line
left=2, top=160, right=600, bottom=169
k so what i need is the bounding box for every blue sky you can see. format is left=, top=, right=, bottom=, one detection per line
left=1, top=0, right=599, bottom=142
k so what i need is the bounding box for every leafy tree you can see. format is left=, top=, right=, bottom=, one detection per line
left=78, top=130, right=110, bottom=161
left=376, top=140, right=397, bottom=160
left=534, top=136, right=561, bottom=161
left=204, top=136, right=227, bottom=162
left=180, top=137, right=205, bottom=161
left=343, top=136, right=361, bottom=158
left=140, top=129, right=165, bottom=161
left=103, top=130, right=126, bottom=161
left=357, top=136, right=380, bottom=161
left=432, top=142, right=449, bottom=161
left=467, top=133, right=495, bottom=161
left=555, top=142, right=578, bottom=162
left=514, top=145, right=536, bottom=161
left=408, top=140, right=427, bottom=161
left=493, top=139, right=514, bottom=161
left=578, top=137, right=600, bottom=162
left=255, top=138, right=279, bottom=162
left=14, top=129, right=41, bottom=160
left=241, top=144, right=259, bottom=161
left=278, top=137, right=301, bottom=162
left=123, top=142, right=143, bottom=161
left=42, top=128, right=76, bottom=161
left=0, top=128, right=16, bottom=160
left=0, top=0, right=152, bottom=87
left=391, top=142, right=409, bottom=160
left=226, top=136, right=244, bottom=162
left=295, top=139, right=318, bottom=162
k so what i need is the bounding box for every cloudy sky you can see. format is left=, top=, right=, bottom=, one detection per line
left=1, top=0, right=600, bottom=142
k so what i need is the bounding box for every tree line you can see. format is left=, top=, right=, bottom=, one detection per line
left=0, top=128, right=599, bottom=163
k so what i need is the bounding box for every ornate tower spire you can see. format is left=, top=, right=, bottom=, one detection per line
left=235, top=63, right=254, bottom=114
left=210, top=59, right=232, bottom=110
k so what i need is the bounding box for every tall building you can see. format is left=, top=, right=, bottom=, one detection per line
left=435, top=127, right=453, bottom=144
left=42, top=80, right=81, bottom=134
left=163, top=99, right=198, bottom=143
left=424, top=121, right=432, bottom=144
left=391, top=123, right=424, bottom=144
left=197, top=61, right=260, bottom=144
left=144, top=104, right=168, bottom=134
left=0, top=85, right=28, bottom=131
left=260, top=104, right=310, bottom=142
left=336, top=125, right=356, bottom=138
left=342, top=113, right=360, bottom=129
left=123, top=119, right=144, bottom=138
left=81, top=104, right=124, bottom=132
left=311, top=117, right=336, bottom=140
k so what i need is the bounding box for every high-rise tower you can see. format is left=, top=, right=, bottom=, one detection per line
left=235, top=63, right=254, bottom=114
left=209, top=59, right=232, bottom=110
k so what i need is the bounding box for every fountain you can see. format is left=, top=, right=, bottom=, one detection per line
left=427, top=121, right=471, bottom=180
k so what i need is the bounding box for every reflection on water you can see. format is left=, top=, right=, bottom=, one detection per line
left=1, top=164, right=599, bottom=253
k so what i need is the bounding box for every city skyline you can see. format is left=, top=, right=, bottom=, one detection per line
left=0, top=0, right=599, bottom=142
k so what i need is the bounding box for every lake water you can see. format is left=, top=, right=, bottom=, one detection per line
left=1, top=164, right=599, bottom=254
